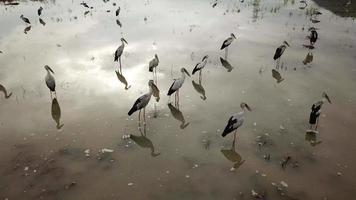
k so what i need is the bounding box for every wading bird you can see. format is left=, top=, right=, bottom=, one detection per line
left=273, top=41, right=289, bottom=67
left=309, top=29, right=318, bottom=45
left=20, top=15, right=31, bottom=24
left=308, top=92, right=331, bottom=132
left=128, top=81, right=154, bottom=125
left=44, top=65, right=56, bottom=98
left=192, top=55, right=208, bottom=83
left=114, top=38, right=128, bottom=73
left=222, top=103, right=252, bottom=146
left=148, top=54, right=159, bottom=82
left=167, top=68, right=190, bottom=107
left=221, top=33, right=237, bottom=59
left=38, top=7, right=43, bottom=16
left=0, top=84, right=12, bottom=99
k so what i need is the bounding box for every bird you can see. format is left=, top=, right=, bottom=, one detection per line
left=20, top=15, right=31, bottom=24
left=222, top=103, right=252, bottom=146
left=221, top=33, right=237, bottom=50
left=38, top=7, right=43, bottom=16
left=308, top=92, right=331, bottom=132
left=192, top=55, right=208, bottom=83
left=44, top=65, right=56, bottom=98
left=167, top=68, right=190, bottom=107
left=272, top=69, right=284, bottom=83
left=309, top=29, right=318, bottom=45
left=24, top=26, right=31, bottom=34
left=148, top=54, right=159, bottom=83
left=115, top=7, right=120, bottom=16
left=273, top=41, right=289, bottom=60
left=0, top=84, right=12, bottom=99
left=114, top=38, right=128, bottom=73
left=51, top=98, right=64, bottom=130
left=128, top=81, right=154, bottom=124
left=220, top=57, right=233, bottom=72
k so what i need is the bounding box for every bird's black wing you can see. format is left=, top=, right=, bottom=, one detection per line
left=114, top=49, right=119, bottom=62
left=273, top=47, right=282, bottom=60
left=220, top=39, right=229, bottom=50
left=222, top=116, right=237, bottom=137
left=167, top=80, right=177, bottom=96
left=128, top=97, right=142, bottom=116
left=192, top=63, right=200, bottom=75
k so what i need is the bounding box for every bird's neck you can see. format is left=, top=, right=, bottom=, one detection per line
left=181, top=72, right=186, bottom=80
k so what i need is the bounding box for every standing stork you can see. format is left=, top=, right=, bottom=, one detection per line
left=273, top=41, right=289, bottom=68
left=221, top=33, right=237, bottom=59
left=20, top=15, right=31, bottom=24
left=308, top=92, right=331, bottom=133
left=222, top=103, right=252, bottom=146
left=114, top=38, right=128, bottom=73
left=44, top=65, right=56, bottom=98
left=309, top=28, right=318, bottom=45
left=128, top=80, right=154, bottom=126
left=148, top=54, right=159, bottom=83
left=167, top=68, right=190, bottom=108
left=192, top=55, right=208, bottom=83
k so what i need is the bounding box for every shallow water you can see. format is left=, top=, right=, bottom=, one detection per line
left=1, top=0, right=356, bottom=199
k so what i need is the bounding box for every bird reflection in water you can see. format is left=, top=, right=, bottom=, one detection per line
left=192, top=80, right=207, bottom=100
left=167, top=103, right=190, bottom=129
left=51, top=98, right=64, bottom=130
left=303, top=52, right=313, bottom=66
left=221, top=135, right=245, bottom=171
left=271, top=69, right=284, bottom=83
left=220, top=57, right=233, bottom=72
left=305, top=131, right=322, bottom=146
left=115, top=70, right=131, bottom=90
left=0, top=84, right=13, bottom=99
left=149, top=80, right=160, bottom=118
left=129, top=124, right=160, bottom=157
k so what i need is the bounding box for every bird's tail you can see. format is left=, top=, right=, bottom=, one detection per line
left=114, top=54, right=118, bottom=62
left=128, top=106, right=137, bottom=116
left=221, top=127, right=231, bottom=137
left=149, top=67, right=154, bottom=72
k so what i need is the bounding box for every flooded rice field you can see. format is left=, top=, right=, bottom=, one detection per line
left=1, top=0, right=356, bottom=199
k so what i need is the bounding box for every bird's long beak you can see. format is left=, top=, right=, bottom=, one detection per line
left=284, top=41, right=290, bottom=47
left=245, top=104, right=252, bottom=111
left=183, top=68, right=190, bottom=77
left=323, top=92, right=332, bottom=104
left=123, top=38, right=128, bottom=44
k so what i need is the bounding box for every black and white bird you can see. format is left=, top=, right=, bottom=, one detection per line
left=114, top=38, right=128, bottom=73
left=128, top=81, right=154, bottom=123
left=309, top=29, right=318, bottom=45
left=221, top=33, right=237, bottom=50
left=38, top=7, right=43, bottom=16
left=44, top=65, right=56, bottom=98
left=148, top=54, right=159, bottom=74
left=273, top=41, right=289, bottom=61
left=192, top=55, right=208, bottom=83
left=222, top=103, right=251, bottom=144
left=115, top=7, right=120, bottom=16
left=167, top=68, right=190, bottom=106
left=20, top=15, right=31, bottom=24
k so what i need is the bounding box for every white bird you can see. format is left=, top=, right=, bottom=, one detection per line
left=44, top=65, right=56, bottom=98
left=192, top=55, right=208, bottom=83
left=222, top=103, right=252, bottom=144
left=221, top=33, right=237, bottom=50
left=114, top=38, right=128, bottom=73
left=167, top=68, right=190, bottom=106
left=128, top=81, right=154, bottom=123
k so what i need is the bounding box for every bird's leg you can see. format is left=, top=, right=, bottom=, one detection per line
left=315, top=117, right=319, bottom=131
left=155, top=68, right=157, bottom=84
left=177, top=89, right=180, bottom=109
left=138, top=109, right=141, bottom=128
left=199, top=70, right=202, bottom=84
left=143, top=107, right=146, bottom=125
left=225, top=48, right=228, bottom=60
left=54, top=91, right=57, bottom=99
left=233, top=130, right=237, bottom=149
left=119, top=57, right=122, bottom=73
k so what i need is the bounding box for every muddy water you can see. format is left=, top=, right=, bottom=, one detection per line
left=0, top=0, right=356, bottom=199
